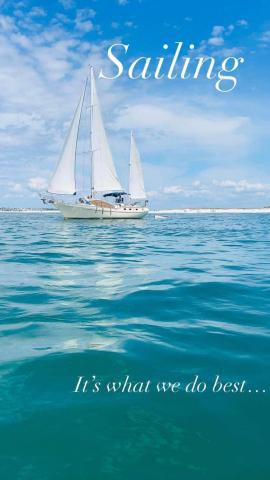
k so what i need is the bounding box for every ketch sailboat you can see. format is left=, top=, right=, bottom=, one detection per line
left=42, top=67, right=148, bottom=219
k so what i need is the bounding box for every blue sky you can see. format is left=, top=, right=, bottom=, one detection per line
left=0, top=0, right=270, bottom=208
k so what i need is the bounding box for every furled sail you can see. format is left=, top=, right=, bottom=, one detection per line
left=129, top=131, right=146, bottom=200
left=90, top=67, right=122, bottom=193
left=48, top=80, right=87, bottom=195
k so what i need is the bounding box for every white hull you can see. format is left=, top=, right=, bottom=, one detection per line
left=55, top=202, right=149, bottom=219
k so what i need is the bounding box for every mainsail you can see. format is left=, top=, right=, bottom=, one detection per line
left=48, top=67, right=124, bottom=197
left=90, top=67, right=122, bottom=193
left=129, top=132, right=146, bottom=200
left=48, top=80, right=87, bottom=195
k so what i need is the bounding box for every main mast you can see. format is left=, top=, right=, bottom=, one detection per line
left=89, top=65, right=94, bottom=198
left=87, top=66, right=123, bottom=195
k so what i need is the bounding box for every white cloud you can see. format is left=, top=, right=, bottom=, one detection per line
left=163, top=185, right=185, bottom=194
left=118, top=0, right=129, bottom=5
left=237, top=19, right=248, bottom=27
left=28, top=177, right=48, bottom=190
left=212, top=46, right=243, bottom=57
left=208, top=26, right=225, bottom=46
left=148, top=179, right=270, bottom=201
left=208, top=36, right=224, bottom=46
left=8, top=181, right=23, bottom=192
left=212, top=25, right=225, bottom=37
left=146, top=190, right=159, bottom=198
left=111, top=101, right=250, bottom=151
left=225, top=24, right=234, bottom=35
left=0, top=112, right=45, bottom=133
left=162, top=182, right=210, bottom=198
left=10, top=32, right=32, bottom=48
left=76, top=19, right=94, bottom=32
left=75, top=8, right=96, bottom=32
left=213, top=179, right=270, bottom=193
left=29, top=7, right=47, bottom=17
left=207, top=21, right=246, bottom=49
left=58, top=0, right=75, bottom=9
left=259, top=31, right=270, bottom=43
left=13, top=1, right=27, bottom=7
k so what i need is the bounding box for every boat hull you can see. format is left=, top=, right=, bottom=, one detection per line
left=54, top=202, right=149, bottom=219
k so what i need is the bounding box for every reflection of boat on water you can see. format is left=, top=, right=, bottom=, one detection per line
left=154, top=214, right=167, bottom=220
left=41, top=66, right=148, bottom=220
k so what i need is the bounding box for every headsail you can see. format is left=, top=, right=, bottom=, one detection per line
left=48, top=80, right=87, bottom=195
left=129, top=131, right=146, bottom=200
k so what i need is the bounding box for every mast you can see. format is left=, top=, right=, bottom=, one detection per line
left=89, top=65, right=94, bottom=198
left=89, top=67, right=123, bottom=194
left=75, top=77, right=87, bottom=194
left=129, top=129, right=132, bottom=190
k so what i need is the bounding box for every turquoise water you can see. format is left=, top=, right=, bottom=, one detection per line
left=0, top=213, right=269, bottom=479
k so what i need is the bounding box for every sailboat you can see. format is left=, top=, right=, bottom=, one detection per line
left=43, top=66, right=149, bottom=219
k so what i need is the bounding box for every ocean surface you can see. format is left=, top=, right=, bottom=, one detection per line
left=0, top=212, right=269, bottom=480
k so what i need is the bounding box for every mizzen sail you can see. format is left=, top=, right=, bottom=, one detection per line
left=129, top=132, right=146, bottom=200
left=48, top=80, right=87, bottom=195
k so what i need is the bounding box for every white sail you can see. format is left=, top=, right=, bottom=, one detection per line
left=129, top=132, right=146, bottom=200
left=90, top=67, right=122, bottom=193
left=48, top=80, right=87, bottom=195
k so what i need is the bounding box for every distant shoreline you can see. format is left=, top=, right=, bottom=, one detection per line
left=0, top=208, right=59, bottom=213
left=1, top=207, right=270, bottom=214
left=152, top=207, right=270, bottom=214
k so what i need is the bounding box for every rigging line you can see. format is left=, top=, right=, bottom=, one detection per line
left=83, top=104, right=87, bottom=193
left=74, top=76, right=88, bottom=195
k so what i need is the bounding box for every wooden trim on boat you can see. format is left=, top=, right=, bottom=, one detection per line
left=91, top=199, right=113, bottom=209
